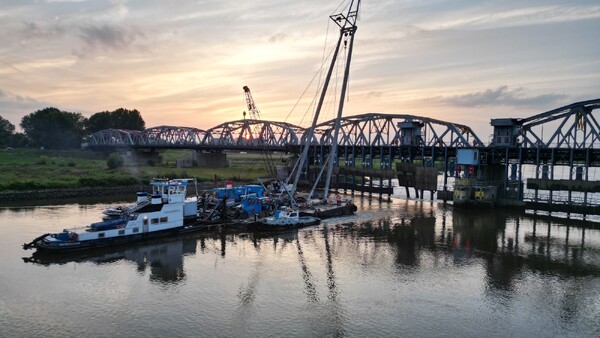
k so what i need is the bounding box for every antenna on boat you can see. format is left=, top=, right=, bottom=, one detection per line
left=290, top=0, right=361, bottom=199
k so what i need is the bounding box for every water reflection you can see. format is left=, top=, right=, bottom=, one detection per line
left=23, top=210, right=600, bottom=284
left=23, top=236, right=198, bottom=283
left=325, top=208, right=600, bottom=281
left=20, top=205, right=600, bottom=333
left=221, top=228, right=348, bottom=337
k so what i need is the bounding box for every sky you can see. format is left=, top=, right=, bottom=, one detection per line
left=0, top=0, right=599, bottom=139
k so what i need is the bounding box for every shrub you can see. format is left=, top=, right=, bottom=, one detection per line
left=107, top=153, right=124, bottom=169
left=67, top=161, right=76, bottom=167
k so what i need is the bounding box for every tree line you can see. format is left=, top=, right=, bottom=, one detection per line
left=0, top=107, right=145, bottom=149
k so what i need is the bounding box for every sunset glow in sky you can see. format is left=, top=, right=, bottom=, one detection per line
left=1, top=0, right=599, bottom=138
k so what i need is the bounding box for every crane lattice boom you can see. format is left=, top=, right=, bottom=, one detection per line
left=242, top=86, right=280, bottom=181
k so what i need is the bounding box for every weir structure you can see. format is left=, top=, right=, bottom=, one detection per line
left=88, top=98, right=600, bottom=216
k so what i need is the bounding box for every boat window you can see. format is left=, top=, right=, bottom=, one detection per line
left=133, top=227, right=139, bottom=233
left=143, top=218, right=148, bottom=225
left=160, top=217, right=168, bottom=223
left=118, top=230, right=125, bottom=235
left=151, top=218, right=159, bottom=224
left=98, top=233, right=105, bottom=238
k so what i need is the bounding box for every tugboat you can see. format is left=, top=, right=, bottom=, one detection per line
left=249, top=207, right=320, bottom=232
left=23, top=178, right=200, bottom=252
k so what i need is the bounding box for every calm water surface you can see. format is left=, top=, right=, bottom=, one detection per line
left=1, top=197, right=599, bottom=337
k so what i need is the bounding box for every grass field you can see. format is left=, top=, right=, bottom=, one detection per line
left=0, top=149, right=274, bottom=191
left=0, top=149, right=444, bottom=191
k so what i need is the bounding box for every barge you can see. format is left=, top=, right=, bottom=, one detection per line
left=23, top=178, right=201, bottom=252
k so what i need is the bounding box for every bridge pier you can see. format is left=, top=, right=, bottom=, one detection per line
left=122, top=150, right=162, bottom=165
left=193, top=151, right=227, bottom=168
left=175, top=151, right=228, bottom=168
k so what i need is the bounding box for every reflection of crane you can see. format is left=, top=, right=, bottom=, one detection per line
left=296, top=237, right=319, bottom=303
left=242, top=86, right=280, bottom=181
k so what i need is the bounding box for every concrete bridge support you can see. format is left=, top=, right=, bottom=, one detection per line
left=121, top=149, right=163, bottom=165
left=193, top=151, right=228, bottom=168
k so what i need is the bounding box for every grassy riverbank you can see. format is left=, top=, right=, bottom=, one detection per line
left=0, top=149, right=272, bottom=191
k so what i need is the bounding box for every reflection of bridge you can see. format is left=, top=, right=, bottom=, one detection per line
left=89, top=99, right=600, bottom=213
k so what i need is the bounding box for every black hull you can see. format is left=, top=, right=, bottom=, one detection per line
left=300, top=204, right=357, bottom=219
left=28, top=221, right=224, bottom=253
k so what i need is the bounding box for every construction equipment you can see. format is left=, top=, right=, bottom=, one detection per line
left=242, top=86, right=282, bottom=183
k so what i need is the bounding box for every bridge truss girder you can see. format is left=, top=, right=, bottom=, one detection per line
left=88, top=129, right=145, bottom=147
left=518, top=99, right=600, bottom=149
left=88, top=100, right=600, bottom=163
left=88, top=120, right=306, bottom=151
left=313, top=113, right=483, bottom=148
left=203, top=119, right=304, bottom=148
left=89, top=113, right=483, bottom=151
left=144, top=126, right=207, bottom=146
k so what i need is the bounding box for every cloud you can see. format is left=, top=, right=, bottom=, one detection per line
left=0, top=88, right=42, bottom=106
left=19, top=21, right=66, bottom=39
left=75, top=23, right=145, bottom=57
left=432, top=86, right=568, bottom=107
left=365, top=91, right=383, bottom=98
left=46, top=0, right=89, bottom=3
left=419, top=5, right=600, bottom=31
left=268, top=33, right=288, bottom=43
left=0, top=88, right=52, bottom=126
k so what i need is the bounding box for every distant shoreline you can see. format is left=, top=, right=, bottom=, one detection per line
left=0, top=186, right=147, bottom=204
left=0, top=182, right=221, bottom=204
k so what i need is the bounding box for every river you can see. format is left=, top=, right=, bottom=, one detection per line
left=1, top=196, right=599, bottom=337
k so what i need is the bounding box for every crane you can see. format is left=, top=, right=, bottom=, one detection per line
left=242, top=86, right=280, bottom=182
left=243, top=86, right=260, bottom=119
left=290, top=0, right=361, bottom=199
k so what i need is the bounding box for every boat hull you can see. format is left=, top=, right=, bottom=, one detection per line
left=31, top=220, right=227, bottom=253
left=32, top=227, right=184, bottom=252
left=301, top=203, right=357, bottom=219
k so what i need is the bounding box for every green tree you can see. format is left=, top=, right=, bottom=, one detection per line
left=20, top=107, right=87, bottom=149
left=8, top=133, right=28, bottom=148
left=87, top=108, right=145, bottom=133
left=0, top=115, right=15, bottom=147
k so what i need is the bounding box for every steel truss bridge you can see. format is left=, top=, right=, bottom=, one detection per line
left=88, top=113, right=483, bottom=151
left=89, top=99, right=600, bottom=165
left=88, top=99, right=600, bottom=213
